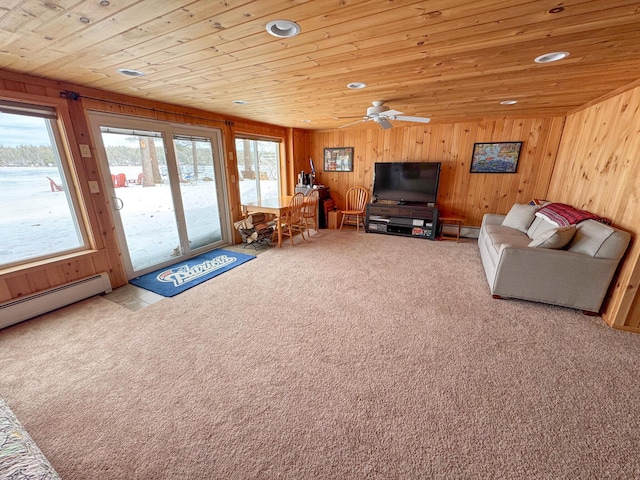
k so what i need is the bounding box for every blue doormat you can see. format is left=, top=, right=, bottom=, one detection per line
left=129, top=249, right=255, bottom=297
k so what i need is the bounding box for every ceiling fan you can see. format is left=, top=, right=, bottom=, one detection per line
left=339, top=101, right=431, bottom=129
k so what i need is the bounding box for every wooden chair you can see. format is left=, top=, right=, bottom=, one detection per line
left=340, top=186, right=369, bottom=232
left=280, top=193, right=307, bottom=245
left=302, top=189, right=320, bottom=236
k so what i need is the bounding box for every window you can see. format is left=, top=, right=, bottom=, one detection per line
left=235, top=137, right=281, bottom=204
left=0, top=101, right=87, bottom=268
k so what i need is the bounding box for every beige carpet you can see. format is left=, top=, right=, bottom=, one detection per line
left=2, top=230, right=640, bottom=479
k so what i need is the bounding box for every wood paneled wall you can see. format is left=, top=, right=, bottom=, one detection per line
left=548, top=85, right=640, bottom=330
left=290, top=128, right=311, bottom=194
left=2, top=67, right=638, bottom=330
left=310, top=117, right=565, bottom=227
left=0, top=70, right=289, bottom=303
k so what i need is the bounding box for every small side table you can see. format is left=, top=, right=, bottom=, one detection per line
left=327, top=210, right=343, bottom=229
left=439, top=215, right=465, bottom=242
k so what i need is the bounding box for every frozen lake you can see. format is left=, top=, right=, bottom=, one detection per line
left=0, top=166, right=278, bottom=268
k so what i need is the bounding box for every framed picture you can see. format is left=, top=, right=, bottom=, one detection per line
left=470, top=142, right=522, bottom=173
left=324, top=147, right=354, bottom=172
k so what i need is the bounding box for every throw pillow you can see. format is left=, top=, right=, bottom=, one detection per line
left=502, top=203, right=537, bottom=233
left=528, top=225, right=576, bottom=249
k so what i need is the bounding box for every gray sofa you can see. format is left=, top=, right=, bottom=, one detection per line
left=478, top=203, right=631, bottom=313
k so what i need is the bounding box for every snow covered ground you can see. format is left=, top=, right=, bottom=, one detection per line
left=0, top=166, right=278, bottom=271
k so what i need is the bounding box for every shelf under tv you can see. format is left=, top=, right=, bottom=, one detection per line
left=365, top=202, right=439, bottom=240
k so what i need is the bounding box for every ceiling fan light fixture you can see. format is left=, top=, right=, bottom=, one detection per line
left=266, top=20, right=301, bottom=38
left=117, top=68, right=145, bottom=77
left=534, top=51, right=570, bottom=64
left=367, top=100, right=390, bottom=116
left=347, top=82, right=367, bottom=89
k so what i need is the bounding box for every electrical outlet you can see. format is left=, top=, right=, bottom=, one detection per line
left=88, top=181, right=100, bottom=194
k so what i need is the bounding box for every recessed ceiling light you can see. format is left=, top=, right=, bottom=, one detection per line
left=302, top=120, right=311, bottom=123
left=79, top=16, right=91, bottom=24
left=265, top=20, right=301, bottom=38
left=500, top=100, right=518, bottom=105
left=117, top=68, right=145, bottom=77
left=347, top=82, right=368, bottom=89
left=233, top=100, right=248, bottom=105
left=534, top=51, right=570, bottom=63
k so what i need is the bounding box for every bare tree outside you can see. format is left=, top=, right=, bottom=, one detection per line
left=236, top=138, right=280, bottom=203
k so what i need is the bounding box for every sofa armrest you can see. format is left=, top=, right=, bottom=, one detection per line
left=481, top=214, right=506, bottom=228
left=492, top=245, right=619, bottom=312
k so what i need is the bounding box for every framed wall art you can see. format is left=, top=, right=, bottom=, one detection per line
left=324, top=147, right=354, bottom=172
left=470, top=142, right=522, bottom=173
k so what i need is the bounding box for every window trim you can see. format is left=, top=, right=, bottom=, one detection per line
left=234, top=134, right=284, bottom=202
left=0, top=93, right=91, bottom=269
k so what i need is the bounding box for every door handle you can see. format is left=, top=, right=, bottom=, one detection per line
left=113, top=196, right=124, bottom=210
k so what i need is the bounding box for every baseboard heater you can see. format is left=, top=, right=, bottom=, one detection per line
left=0, top=272, right=112, bottom=330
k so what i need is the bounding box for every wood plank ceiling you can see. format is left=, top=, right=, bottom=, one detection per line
left=1, top=0, right=640, bottom=130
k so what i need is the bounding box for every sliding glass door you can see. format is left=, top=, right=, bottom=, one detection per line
left=89, top=113, right=229, bottom=278
left=173, top=135, right=223, bottom=250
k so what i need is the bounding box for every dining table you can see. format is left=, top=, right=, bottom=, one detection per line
left=241, top=195, right=293, bottom=248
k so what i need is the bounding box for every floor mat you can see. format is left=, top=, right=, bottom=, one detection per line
left=129, top=249, right=255, bottom=297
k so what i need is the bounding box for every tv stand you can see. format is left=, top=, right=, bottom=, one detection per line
left=365, top=203, right=438, bottom=240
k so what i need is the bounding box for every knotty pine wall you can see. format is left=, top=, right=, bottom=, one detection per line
left=2, top=68, right=638, bottom=329
left=310, top=117, right=565, bottom=227
left=0, top=70, right=289, bottom=302
left=548, top=84, right=640, bottom=331
left=308, top=87, right=639, bottom=329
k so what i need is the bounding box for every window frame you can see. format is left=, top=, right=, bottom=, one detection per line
left=0, top=93, right=91, bottom=270
left=234, top=134, right=284, bottom=203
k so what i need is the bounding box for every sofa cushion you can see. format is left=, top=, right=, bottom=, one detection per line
left=481, top=225, right=531, bottom=265
left=501, top=203, right=537, bottom=233
left=484, top=224, right=531, bottom=246
left=527, top=215, right=557, bottom=239
left=528, top=225, right=576, bottom=249
left=567, top=220, right=615, bottom=257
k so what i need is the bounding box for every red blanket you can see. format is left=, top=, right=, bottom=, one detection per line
left=535, top=203, right=604, bottom=226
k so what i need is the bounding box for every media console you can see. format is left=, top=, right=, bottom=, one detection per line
left=365, top=202, right=439, bottom=240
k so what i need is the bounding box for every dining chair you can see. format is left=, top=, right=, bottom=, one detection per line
left=280, top=192, right=307, bottom=245
left=302, top=189, right=320, bottom=236
left=340, top=186, right=369, bottom=232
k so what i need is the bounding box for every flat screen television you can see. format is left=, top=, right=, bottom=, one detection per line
left=373, top=162, right=441, bottom=205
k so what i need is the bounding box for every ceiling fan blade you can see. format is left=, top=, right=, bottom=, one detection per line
left=339, top=118, right=372, bottom=128
left=380, top=109, right=403, bottom=117
left=393, top=115, right=431, bottom=123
